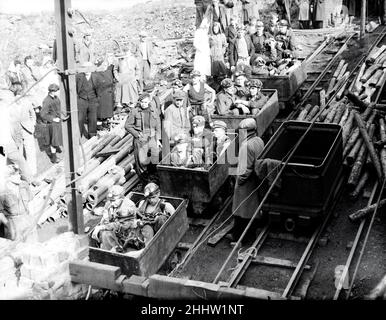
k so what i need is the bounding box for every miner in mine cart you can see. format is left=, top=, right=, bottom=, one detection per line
left=137, top=183, right=175, bottom=244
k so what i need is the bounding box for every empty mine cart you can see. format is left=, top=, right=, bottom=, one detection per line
left=88, top=193, right=188, bottom=277
left=157, top=133, right=238, bottom=215
left=258, top=121, right=343, bottom=230
left=251, top=63, right=307, bottom=109
left=211, top=89, right=280, bottom=137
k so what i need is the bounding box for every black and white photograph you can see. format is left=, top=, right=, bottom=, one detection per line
left=1, top=0, right=386, bottom=308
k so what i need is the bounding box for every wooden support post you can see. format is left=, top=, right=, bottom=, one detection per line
left=360, top=0, right=367, bottom=40
left=54, top=0, right=84, bottom=234
left=353, top=111, right=383, bottom=179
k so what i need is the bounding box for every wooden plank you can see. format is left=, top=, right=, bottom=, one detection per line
left=237, top=255, right=311, bottom=270
left=268, top=232, right=309, bottom=244
left=207, top=220, right=234, bottom=247
left=69, top=260, right=122, bottom=291
left=176, top=242, right=192, bottom=250
left=188, top=218, right=210, bottom=227
left=298, top=260, right=319, bottom=299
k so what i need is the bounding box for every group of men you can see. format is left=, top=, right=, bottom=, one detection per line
left=91, top=182, right=175, bottom=252
left=123, top=68, right=269, bottom=181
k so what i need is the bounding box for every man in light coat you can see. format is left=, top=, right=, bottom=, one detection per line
left=228, top=118, right=264, bottom=243
left=164, top=90, right=191, bottom=146
left=137, top=31, right=156, bottom=92
left=313, top=0, right=326, bottom=29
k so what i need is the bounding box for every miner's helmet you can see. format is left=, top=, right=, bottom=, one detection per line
left=144, top=182, right=160, bottom=198
left=107, top=185, right=124, bottom=199
left=120, top=199, right=138, bottom=218
left=249, top=79, right=263, bottom=89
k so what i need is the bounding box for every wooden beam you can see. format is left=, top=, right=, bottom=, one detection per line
left=54, top=0, right=84, bottom=234
left=207, top=220, right=234, bottom=247
left=237, top=255, right=311, bottom=270
left=360, top=0, right=367, bottom=40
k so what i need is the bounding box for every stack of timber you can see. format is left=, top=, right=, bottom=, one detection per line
left=294, top=48, right=386, bottom=203
left=31, top=116, right=139, bottom=226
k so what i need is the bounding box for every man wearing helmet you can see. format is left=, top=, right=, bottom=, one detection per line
left=231, top=79, right=267, bottom=115
left=251, top=20, right=277, bottom=62
left=91, top=185, right=145, bottom=252
left=170, top=133, right=204, bottom=168
left=215, top=78, right=239, bottom=115
left=191, top=115, right=214, bottom=167
left=275, top=19, right=298, bottom=59
left=138, top=183, right=175, bottom=243
left=228, top=118, right=264, bottom=243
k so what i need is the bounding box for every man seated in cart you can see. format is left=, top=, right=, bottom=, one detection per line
left=250, top=55, right=270, bottom=76
left=138, top=182, right=175, bottom=244
left=212, top=120, right=231, bottom=159
left=164, top=90, right=191, bottom=147
left=232, top=79, right=268, bottom=115
left=251, top=20, right=278, bottom=62
left=234, top=71, right=249, bottom=100
left=170, top=133, right=204, bottom=168
left=91, top=185, right=146, bottom=252
left=215, top=78, right=250, bottom=115
left=190, top=115, right=214, bottom=168
left=274, top=19, right=298, bottom=59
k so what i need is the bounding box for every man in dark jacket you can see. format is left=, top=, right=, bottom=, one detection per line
left=229, top=26, right=255, bottom=70
left=228, top=118, right=264, bottom=243
left=210, top=0, right=230, bottom=34
left=41, top=84, right=63, bottom=163
left=76, top=61, right=100, bottom=139
left=275, top=19, right=298, bottom=58
left=251, top=20, right=278, bottom=62
left=125, top=93, right=162, bottom=181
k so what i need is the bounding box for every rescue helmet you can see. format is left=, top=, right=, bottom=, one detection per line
left=239, top=118, right=257, bottom=131
left=107, top=185, right=124, bottom=199
left=144, top=182, right=160, bottom=198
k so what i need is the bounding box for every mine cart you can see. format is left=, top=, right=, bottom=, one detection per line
left=251, top=64, right=307, bottom=108
left=258, top=121, right=343, bottom=229
left=157, top=134, right=238, bottom=214
left=211, top=89, right=280, bottom=137
left=88, top=193, right=188, bottom=277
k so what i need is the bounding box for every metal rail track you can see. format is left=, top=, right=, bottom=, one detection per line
left=224, top=174, right=345, bottom=299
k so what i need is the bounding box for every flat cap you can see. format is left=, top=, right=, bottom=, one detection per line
left=249, top=79, right=263, bottom=88
left=172, top=79, right=183, bottom=87
left=279, top=19, right=289, bottom=27
left=234, top=71, right=245, bottom=78
left=191, top=70, right=201, bottom=78
left=139, top=30, right=148, bottom=37
left=173, top=90, right=186, bottom=100
left=239, top=118, right=257, bottom=130
left=192, top=115, right=205, bottom=126
left=213, top=120, right=227, bottom=130
left=138, top=93, right=151, bottom=102
left=256, top=20, right=264, bottom=27
left=174, top=133, right=189, bottom=144
left=221, top=78, right=233, bottom=88
left=143, top=81, right=156, bottom=92
left=48, top=83, right=60, bottom=92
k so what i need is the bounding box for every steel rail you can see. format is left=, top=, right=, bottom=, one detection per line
left=333, top=181, right=379, bottom=300
left=282, top=174, right=345, bottom=298
left=168, top=195, right=233, bottom=277
left=228, top=225, right=270, bottom=288
left=332, top=30, right=386, bottom=300
left=345, top=178, right=386, bottom=299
